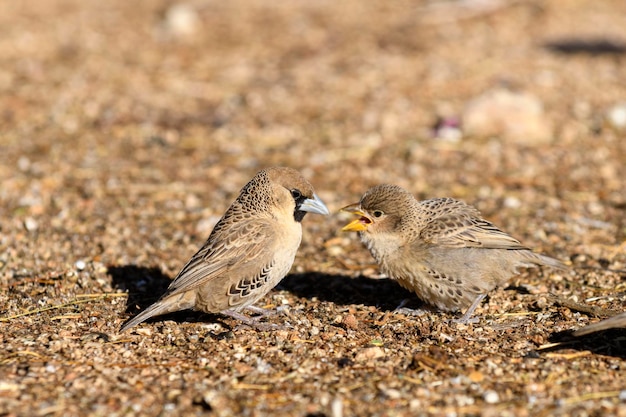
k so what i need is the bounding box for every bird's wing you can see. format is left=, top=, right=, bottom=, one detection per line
left=163, top=217, right=277, bottom=296
left=419, top=201, right=527, bottom=249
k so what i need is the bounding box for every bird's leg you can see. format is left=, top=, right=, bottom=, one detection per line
left=221, top=309, right=280, bottom=331
left=221, top=309, right=285, bottom=331
left=453, top=294, right=486, bottom=324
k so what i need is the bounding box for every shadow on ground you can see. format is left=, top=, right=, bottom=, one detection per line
left=108, top=264, right=172, bottom=312
left=108, top=265, right=426, bottom=328
left=544, top=38, right=626, bottom=55
left=109, top=264, right=230, bottom=329
left=545, top=329, right=626, bottom=360
left=278, top=272, right=423, bottom=311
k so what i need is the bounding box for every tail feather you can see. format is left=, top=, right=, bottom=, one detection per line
left=533, top=252, right=569, bottom=270
left=517, top=251, right=568, bottom=271
left=120, top=291, right=196, bottom=332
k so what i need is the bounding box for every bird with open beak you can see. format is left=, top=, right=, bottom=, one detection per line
left=120, top=167, right=329, bottom=332
left=342, top=184, right=567, bottom=322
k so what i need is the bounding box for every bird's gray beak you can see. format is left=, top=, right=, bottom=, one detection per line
left=299, top=194, right=330, bottom=216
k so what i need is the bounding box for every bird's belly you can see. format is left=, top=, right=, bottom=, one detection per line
left=394, top=273, right=473, bottom=312
left=231, top=233, right=301, bottom=310
left=384, top=247, right=514, bottom=312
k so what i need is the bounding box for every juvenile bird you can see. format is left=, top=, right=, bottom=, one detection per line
left=342, top=184, right=567, bottom=322
left=120, top=167, right=329, bottom=332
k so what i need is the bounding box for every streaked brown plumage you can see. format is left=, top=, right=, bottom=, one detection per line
left=342, top=184, right=567, bottom=322
left=573, top=311, right=626, bottom=336
left=120, top=167, right=329, bottom=331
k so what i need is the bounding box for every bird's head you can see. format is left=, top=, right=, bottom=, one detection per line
left=341, top=184, right=412, bottom=234
left=265, top=167, right=329, bottom=222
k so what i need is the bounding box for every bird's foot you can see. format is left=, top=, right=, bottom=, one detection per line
left=450, top=294, right=486, bottom=324
left=245, top=305, right=277, bottom=317
left=451, top=315, right=480, bottom=324
left=222, top=309, right=290, bottom=331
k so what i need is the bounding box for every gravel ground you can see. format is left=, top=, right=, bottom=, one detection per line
left=1, top=1, right=625, bottom=416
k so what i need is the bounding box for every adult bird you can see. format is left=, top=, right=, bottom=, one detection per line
left=120, top=167, right=329, bottom=331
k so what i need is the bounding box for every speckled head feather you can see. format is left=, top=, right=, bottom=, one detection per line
left=358, top=184, right=419, bottom=234
left=360, top=184, right=414, bottom=215
left=265, top=167, right=316, bottom=200
left=264, top=167, right=323, bottom=222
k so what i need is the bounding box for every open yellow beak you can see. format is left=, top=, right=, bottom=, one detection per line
left=340, top=203, right=372, bottom=232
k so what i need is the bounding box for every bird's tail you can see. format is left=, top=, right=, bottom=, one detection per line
left=119, top=291, right=196, bottom=332
left=523, top=251, right=569, bottom=271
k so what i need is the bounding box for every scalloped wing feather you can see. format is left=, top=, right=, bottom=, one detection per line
left=162, top=217, right=277, bottom=297
left=418, top=199, right=527, bottom=250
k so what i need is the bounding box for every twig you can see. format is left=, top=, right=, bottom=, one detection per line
left=549, top=294, right=620, bottom=317
left=562, top=390, right=623, bottom=405
left=0, top=293, right=127, bottom=322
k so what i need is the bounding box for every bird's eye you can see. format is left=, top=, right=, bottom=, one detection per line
left=372, top=210, right=384, bottom=218
left=291, top=189, right=302, bottom=199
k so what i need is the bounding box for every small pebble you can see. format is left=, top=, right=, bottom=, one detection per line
left=75, top=260, right=86, bottom=271
left=196, top=215, right=220, bottom=235
left=331, top=396, right=343, bottom=417
left=0, top=381, right=20, bottom=392
left=342, top=314, right=358, bottom=329
left=463, top=88, right=551, bottom=144
left=17, top=156, right=30, bottom=172
left=163, top=3, right=200, bottom=38
left=607, top=102, right=626, bottom=130
left=503, top=196, right=521, bottom=209
left=326, top=245, right=344, bottom=257
left=468, top=371, right=484, bottom=383
left=23, top=217, right=39, bottom=232
left=484, top=390, right=500, bottom=404
left=355, top=346, right=385, bottom=362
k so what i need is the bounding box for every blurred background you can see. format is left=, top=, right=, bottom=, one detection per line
left=2, top=0, right=625, bottom=271
left=1, top=1, right=625, bottom=414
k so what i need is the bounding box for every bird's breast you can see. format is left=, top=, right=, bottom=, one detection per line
left=359, top=231, right=404, bottom=265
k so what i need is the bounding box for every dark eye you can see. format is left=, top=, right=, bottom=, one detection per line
left=372, top=210, right=384, bottom=218
left=291, top=189, right=302, bottom=199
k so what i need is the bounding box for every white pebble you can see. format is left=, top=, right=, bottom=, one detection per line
left=331, top=396, right=343, bottom=417
left=463, top=88, right=551, bottom=144
left=23, top=217, right=39, bottom=232
left=164, top=3, right=200, bottom=38
left=75, top=260, right=86, bottom=271
left=17, top=156, right=30, bottom=172
left=484, top=390, right=500, bottom=404
left=607, top=102, right=626, bottom=130
left=196, top=215, right=220, bottom=235
left=503, top=196, right=522, bottom=209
